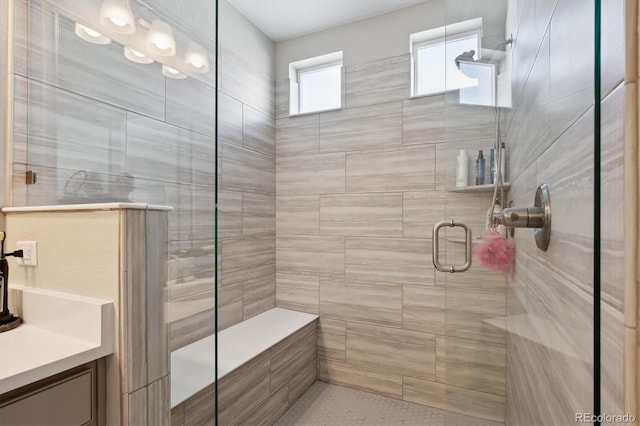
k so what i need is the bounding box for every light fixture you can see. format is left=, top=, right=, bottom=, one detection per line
left=184, top=42, right=209, bottom=73
left=162, top=65, right=186, bottom=79
left=124, top=46, right=153, bottom=64
left=74, top=23, right=111, bottom=45
left=146, top=20, right=176, bottom=56
left=99, top=0, right=136, bottom=35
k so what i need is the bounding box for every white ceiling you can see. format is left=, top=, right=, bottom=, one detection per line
left=227, top=0, right=429, bottom=42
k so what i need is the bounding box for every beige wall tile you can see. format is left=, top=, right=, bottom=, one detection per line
left=402, top=377, right=446, bottom=409
left=183, top=384, right=216, bottom=426
left=271, top=322, right=317, bottom=394
left=277, top=236, right=345, bottom=275
left=346, top=145, right=435, bottom=193
left=444, top=337, right=505, bottom=397
left=170, top=403, right=185, bottom=426
left=403, top=95, right=446, bottom=145
left=276, top=284, right=319, bottom=314
left=346, top=237, right=432, bottom=285
left=346, top=322, right=436, bottom=380
left=145, top=211, right=169, bottom=384
left=221, top=236, right=275, bottom=285
left=276, top=114, right=319, bottom=157
left=446, top=385, right=505, bottom=423
left=345, top=55, right=410, bottom=108
left=276, top=272, right=320, bottom=290
left=218, top=282, right=243, bottom=331
left=445, top=271, right=506, bottom=344
left=238, top=384, right=289, bottom=426
left=402, top=191, right=446, bottom=238
left=601, top=302, right=624, bottom=418
left=243, top=192, right=276, bottom=236
left=403, top=284, right=444, bottom=335
left=318, top=318, right=346, bottom=336
left=318, top=331, right=346, bottom=361
left=288, top=359, right=317, bottom=403
left=243, top=104, right=275, bottom=157
left=243, top=273, right=276, bottom=320
left=319, top=102, right=402, bottom=153
left=277, top=153, right=345, bottom=195
left=219, top=190, right=243, bottom=238
left=320, top=193, right=403, bottom=237
left=123, top=210, right=147, bottom=393
left=276, top=195, right=320, bottom=235
left=436, top=335, right=446, bottom=383
left=274, top=271, right=320, bottom=316
left=444, top=103, right=497, bottom=142
left=222, top=141, right=275, bottom=194
left=318, top=359, right=403, bottom=399
left=320, top=279, right=402, bottom=327
left=536, top=350, right=592, bottom=426
left=218, top=352, right=271, bottom=425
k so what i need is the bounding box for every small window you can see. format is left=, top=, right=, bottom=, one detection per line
left=411, top=18, right=484, bottom=97
left=289, top=52, right=343, bottom=115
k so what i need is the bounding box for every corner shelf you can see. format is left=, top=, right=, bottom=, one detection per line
left=446, top=182, right=511, bottom=193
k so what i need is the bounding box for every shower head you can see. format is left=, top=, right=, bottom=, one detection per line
left=454, top=50, right=476, bottom=70
left=454, top=35, right=514, bottom=70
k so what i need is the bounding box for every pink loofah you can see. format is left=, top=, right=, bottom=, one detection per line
left=473, top=230, right=515, bottom=274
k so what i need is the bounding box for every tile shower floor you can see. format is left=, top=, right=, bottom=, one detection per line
left=274, top=382, right=504, bottom=426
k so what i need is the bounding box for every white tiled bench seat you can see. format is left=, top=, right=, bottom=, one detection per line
left=170, top=308, right=318, bottom=425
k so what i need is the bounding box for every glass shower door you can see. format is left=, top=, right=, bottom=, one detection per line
left=440, top=0, right=611, bottom=424
left=14, top=0, right=217, bottom=423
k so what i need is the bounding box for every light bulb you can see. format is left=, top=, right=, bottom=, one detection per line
left=162, top=65, right=187, bottom=79
left=185, top=42, right=209, bottom=73
left=99, top=0, right=135, bottom=35
left=124, top=46, right=153, bottom=64
left=110, top=16, right=128, bottom=27
left=146, top=20, right=176, bottom=56
left=75, top=23, right=111, bottom=45
left=153, top=36, right=171, bottom=51
left=84, top=27, right=102, bottom=37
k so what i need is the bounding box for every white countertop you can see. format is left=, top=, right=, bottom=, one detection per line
left=0, top=286, right=115, bottom=394
left=3, top=203, right=172, bottom=213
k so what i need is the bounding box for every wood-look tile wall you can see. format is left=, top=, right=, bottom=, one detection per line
left=505, top=0, right=626, bottom=424
left=274, top=52, right=507, bottom=421
left=171, top=321, right=317, bottom=426
left=12, top=0, right=276, bottom=351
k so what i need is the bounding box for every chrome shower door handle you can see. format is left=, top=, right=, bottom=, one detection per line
left=432, top=219, right=472, bottom=273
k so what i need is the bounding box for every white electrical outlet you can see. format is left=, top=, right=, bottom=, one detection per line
left=16, top=241, right=37, bottom=266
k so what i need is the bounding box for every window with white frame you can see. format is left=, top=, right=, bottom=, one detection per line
left=411, top=18, right=484, bottom=98
left=289, top=51, right=343, bottom=115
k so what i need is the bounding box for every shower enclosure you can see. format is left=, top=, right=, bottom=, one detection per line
left=7, top=0, right=628, bottom=424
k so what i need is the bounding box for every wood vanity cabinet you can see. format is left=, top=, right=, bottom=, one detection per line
left=0, top=359, right=105, bottom=426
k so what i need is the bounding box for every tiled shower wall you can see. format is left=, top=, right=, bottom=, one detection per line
left=274, top=53, right=507, bottom=421
left=10, top=0, right=275, bottom=351
left=504, top=0, right=625, bottom=424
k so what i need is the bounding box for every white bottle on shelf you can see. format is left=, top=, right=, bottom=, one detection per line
left=456, top=150, right=469, bottom=187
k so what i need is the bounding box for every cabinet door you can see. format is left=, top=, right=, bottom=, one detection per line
left=0, top=369, right=95, bottom=425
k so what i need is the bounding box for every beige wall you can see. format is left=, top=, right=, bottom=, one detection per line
left=274, top=0, right=508, bottom=80
left=505, top=0, right=626, bottom=424
left=273, top=6, right=508, bottom=421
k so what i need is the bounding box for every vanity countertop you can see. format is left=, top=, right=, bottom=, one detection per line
left=0, top=286, right=114, bottom=394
